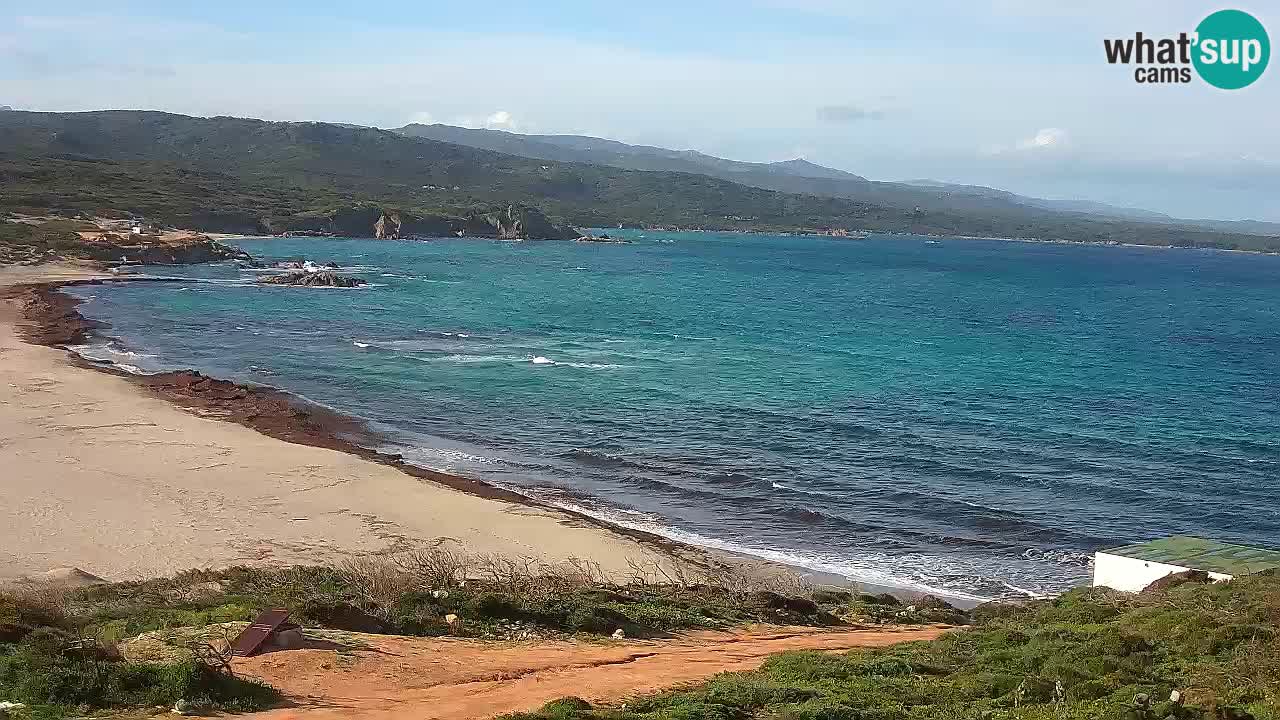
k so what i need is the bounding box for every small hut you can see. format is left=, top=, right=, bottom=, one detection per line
left=1093, top=535, right=1280, bottom=593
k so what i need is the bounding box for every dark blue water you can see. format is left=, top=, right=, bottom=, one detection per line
left=66, top=231, right=1280, bottom=600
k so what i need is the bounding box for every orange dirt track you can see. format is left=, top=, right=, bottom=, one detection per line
left=239, top=624, right=951, bottom=720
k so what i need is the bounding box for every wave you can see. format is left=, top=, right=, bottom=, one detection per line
left=66, top=341, right=161, bottom=375
left=770, top=481, right=842, bottom=499
left=559, top=449, right=649, bottom=471
left=517, top=494, right=998, bottom=603
left=1021, top=548, right=1093, bottom=567
left=418, top=354, right=527, bottom=364
left=528, top=355, right=622, bottom=369
left=409, top=353, right=622, bottom=369
left=398, top=445, right=507, bottom=467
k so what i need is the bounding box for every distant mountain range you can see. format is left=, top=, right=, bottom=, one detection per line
left=397, top=123, right=1280, bottom=238
left=0, top=110, right=1275, bottom=251
left=398, top=123, right=868, bottom=183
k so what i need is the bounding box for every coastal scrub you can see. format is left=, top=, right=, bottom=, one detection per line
left=0, top=551, right=951, bottom=717
left=505, top=572, right=1280, bottom=719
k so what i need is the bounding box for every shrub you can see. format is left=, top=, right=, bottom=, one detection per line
left=538, top=697, right=594, bottom=717
left=0, top=641, right=277, bottom=713
left=497, top=572, right=1280, bottom=720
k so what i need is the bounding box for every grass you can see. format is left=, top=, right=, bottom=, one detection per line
left=503, top=571, right=1280, bottom=720
left=0, top=220, right=97, bottom=264
left=21, top=554, right=929, bottom=644
left=0, top=551, right=948, bottom=717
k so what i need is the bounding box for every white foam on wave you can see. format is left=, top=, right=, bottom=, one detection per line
left=416, top=354, right=526, bottom=364
left=402, top=446, right=506, bottom=467
left=66, top=342, right=158, bottom=375
left=353, top=341, right=370, bottom=348
left=997, top=581, right=1054, bottom=600
left=1021, top=548, right=1093, bottom=567
left=529, top=495, right=994, bottom=604
left=528, top=355, right=621, bottom=369
left=193, top=277, right=257, bottom=287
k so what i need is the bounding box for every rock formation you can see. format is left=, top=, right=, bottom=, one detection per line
left=373, top=211, right=401, bottom=239
left=463, top=204, right=578, bottom=240
left=272, top=204, right=576, bottom=241
left=258, top=271, right=366, bottom=287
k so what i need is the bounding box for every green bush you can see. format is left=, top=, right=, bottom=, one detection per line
left=0, top=641, right=277, bottom=714
left=537, top=697, right=594, bottom=717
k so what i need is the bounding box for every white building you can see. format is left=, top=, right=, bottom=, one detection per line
left=1093, top=535, right=1280, bottom=593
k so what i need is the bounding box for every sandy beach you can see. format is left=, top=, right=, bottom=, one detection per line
left=0, top=263, right=678, bottom=583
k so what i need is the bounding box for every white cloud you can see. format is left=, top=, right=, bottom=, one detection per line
left=407, top=110, right=433, bottom=125
left=1018, top=127, right=1067, bottom=150
left=448, top=111, right=519, bottom=131
left=982, top=127, right=1069, bottom=155
left=485, top=110, right=517, bottom=130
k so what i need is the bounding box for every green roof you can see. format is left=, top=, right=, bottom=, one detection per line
left=1101, top=536, right=1280, bottom=576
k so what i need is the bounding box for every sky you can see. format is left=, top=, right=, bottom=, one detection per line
left=1, top=1, right=1277, bottom=221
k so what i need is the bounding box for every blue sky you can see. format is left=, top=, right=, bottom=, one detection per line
left=2, top=1, right=1277, bottom=221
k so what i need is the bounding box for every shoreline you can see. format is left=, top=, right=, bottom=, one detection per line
left=231, top=228, right=1280, bottom=258
left=9, top=278, right=694, bottom=559
left=0, top=264, right=981, bottom=606
left=0, top=264, right=699, bottom=587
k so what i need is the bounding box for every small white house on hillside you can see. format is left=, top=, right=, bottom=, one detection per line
left=1093, top=535, right=1280, bottom=593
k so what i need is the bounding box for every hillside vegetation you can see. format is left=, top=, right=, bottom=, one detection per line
left=1, top=552, right=950, bottom=718
left=507, top=572, right=1280, bottom=720
left=5, top=550, right=1277, bottom=719
left=2, top=111, right=1276, bottom=251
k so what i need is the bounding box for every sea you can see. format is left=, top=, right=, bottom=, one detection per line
left=64, top=231, right=1280, bottom=602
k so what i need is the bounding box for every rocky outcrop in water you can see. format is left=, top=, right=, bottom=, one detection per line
left=575, top=233, right=631, bottom=243
left=373, top=212, right=399, bottom=240
left=258, top=271, right=366, bottom=287
left=135, top=237, right=250, bottom=264
left=463, top=204, right=578, bottom=241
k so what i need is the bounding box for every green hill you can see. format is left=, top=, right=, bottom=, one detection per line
left=2, top=110, right=1276, bottom=251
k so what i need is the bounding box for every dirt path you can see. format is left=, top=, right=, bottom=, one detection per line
left=239, top=624, right=950, bottom=720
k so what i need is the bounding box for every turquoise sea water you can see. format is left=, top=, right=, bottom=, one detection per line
left=67, top=231, right=1280, bottom=600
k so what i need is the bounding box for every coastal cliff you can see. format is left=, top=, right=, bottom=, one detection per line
left=462, top=204, right=579, bottom=241
left=272, top=204, right=577, bottom=241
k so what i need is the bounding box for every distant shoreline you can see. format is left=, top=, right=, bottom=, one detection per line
left=233, top=227, right=1280, bottom=257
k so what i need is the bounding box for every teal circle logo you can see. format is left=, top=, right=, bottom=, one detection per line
left=1193, top=9, right=1270, bottom=89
